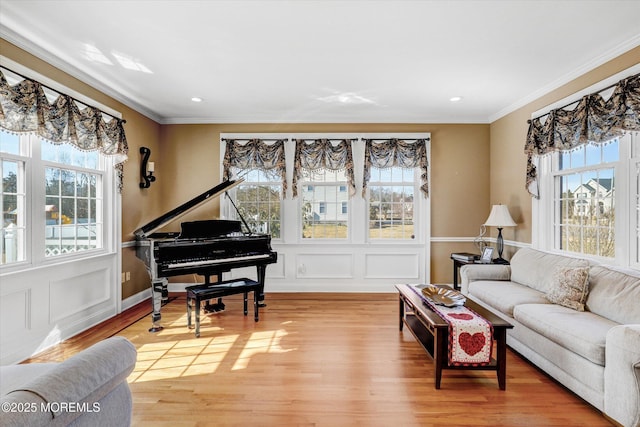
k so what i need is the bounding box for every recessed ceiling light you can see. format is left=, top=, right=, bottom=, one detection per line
left=191, top=97, right=203, bottom=102
left=450, top=96, right=463, bottom=102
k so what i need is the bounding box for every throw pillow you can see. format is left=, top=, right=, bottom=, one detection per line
left=545, top=266, right=590, bottom=311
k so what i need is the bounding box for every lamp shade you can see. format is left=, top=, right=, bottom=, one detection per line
left=484, top=205, right=516, bottom=227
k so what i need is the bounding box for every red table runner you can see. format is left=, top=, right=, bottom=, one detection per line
left=408, top=285, right=493, bottom=366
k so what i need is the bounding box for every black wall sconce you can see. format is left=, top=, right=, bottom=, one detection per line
left=139, top=147, right=156, bottom=188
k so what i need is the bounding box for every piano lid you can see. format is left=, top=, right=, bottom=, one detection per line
left=133, top=179, right=243, bottom=239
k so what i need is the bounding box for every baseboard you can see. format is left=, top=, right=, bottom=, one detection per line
left=121, top=288, right=150, bottom=311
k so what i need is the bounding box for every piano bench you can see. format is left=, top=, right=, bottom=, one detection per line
left=185, top=278, right=260, bottom=337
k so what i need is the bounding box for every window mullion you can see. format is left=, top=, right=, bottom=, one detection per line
left=30, top=134, right=46, bottom=265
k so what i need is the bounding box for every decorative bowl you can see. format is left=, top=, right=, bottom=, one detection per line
left=421, top=285, right=466, bottom=307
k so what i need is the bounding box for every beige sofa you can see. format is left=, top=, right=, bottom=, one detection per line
left=460, top=247, right=640, bottom=427
left=0, top=336, right=137, bottom=427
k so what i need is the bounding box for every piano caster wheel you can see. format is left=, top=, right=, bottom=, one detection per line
left=149, top=325, right=164, bottom=333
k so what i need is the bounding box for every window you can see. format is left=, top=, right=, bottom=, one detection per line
left=221, top=138, right=285, bottom=240
left=1, top=131, right=26, bottom=265
left=42, top=140, right=103, bottom=257
left=368, top=167, right=416, bottom=239
left=528, top=68, right=640, bottom=269
left=554, top=140, right=618, bottom=257
left=632, top=135, right=640, bottom=267
left=221, top=133, right=430, bottom=247
left=0, top=129, right=113, bottom=268
left=232, top=169, right=282, bottom=238
left=300, top=169, right=348, bottom=239
left=536, top=133, right=638, bottom=268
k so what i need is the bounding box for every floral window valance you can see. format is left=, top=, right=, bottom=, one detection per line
left=293, top=139, right=355, bottom=198
left=222, top=138, right=287, bottom=195
left=363, top=138, right=429, bottom=197
left=524, top=72, right=640, bottom=198
left=0, top=68, right=129, bottom=192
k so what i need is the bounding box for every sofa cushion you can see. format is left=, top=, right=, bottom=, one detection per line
left=513, top=303, right=618, bottom=366
left=510, top=248, right=589, bottom=294
left=586, top=265, right=640, bottom=324
left=545, top=266, right=590, bottom=311
left=468, top=280, right=549, bottom=317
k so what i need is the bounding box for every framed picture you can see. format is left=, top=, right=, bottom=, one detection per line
left=480, top=247, right=494, bottom=264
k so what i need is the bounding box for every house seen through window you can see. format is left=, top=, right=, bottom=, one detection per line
left=301, top=169, right=348, bottom=239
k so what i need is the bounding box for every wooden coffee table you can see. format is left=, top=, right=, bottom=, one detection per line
left=396, top=284, right=513, bottom=390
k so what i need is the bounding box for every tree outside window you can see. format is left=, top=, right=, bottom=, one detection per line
left=368, top=167, right=415, bottom=240
left=232, top=169, right=282, bottom=238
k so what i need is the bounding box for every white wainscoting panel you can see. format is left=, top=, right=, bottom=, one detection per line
left=364, top=253, right=420, bottom=279
left=49, top=269, right=110, bottom=323
left=0, top=289, right=30, bottom=338
left=296, top=253, right=354, bottom=279
left=269, top=253, right=286, bottom=278
left=0, top=253, right=118, bottom=364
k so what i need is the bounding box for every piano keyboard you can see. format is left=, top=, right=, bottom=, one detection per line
left=166, top=253, right=272, bottom=269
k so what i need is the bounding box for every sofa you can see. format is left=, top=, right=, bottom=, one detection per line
left=0, top=336, right=137, bottom=427
left=460, top=247, right=640, bottom=427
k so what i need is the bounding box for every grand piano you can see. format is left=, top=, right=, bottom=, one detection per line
left=134, top=179, right=277, bottom=332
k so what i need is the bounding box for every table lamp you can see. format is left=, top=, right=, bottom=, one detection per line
left=484, top=204, right=516, bottom=264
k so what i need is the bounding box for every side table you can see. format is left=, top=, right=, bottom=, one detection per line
left=450, top=253, right=509, bottom=290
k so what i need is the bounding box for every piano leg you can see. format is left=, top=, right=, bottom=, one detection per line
left=257, top=264, right=267, bottom=307
left=149, top=278, right=167, bottom=332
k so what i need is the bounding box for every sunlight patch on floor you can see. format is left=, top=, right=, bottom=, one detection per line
left=232, top=329, right=293, bottom=370
left=128, top=329, right=293, bottom=382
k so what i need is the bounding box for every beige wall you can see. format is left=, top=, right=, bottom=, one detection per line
left=490, top=46, right=640, bottom=246
left=158, top=123, right=490, bottom=284
left=4, top=36, right=637, bottom=296
left=1, top=39, right=161, bottom=299
left=1, top=37, right=490, bottom=291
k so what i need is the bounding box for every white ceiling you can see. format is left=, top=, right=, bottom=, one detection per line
left=1, top=0, right=639, bottom=124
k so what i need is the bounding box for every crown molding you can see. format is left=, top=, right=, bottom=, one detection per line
left=0, top=25, right=162, bottom=123
left=488, top=34, right=640, bottom=123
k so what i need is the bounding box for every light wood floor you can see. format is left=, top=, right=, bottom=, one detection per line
left=24, top=293, right=612, bottom=427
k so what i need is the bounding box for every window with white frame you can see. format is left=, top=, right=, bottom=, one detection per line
left=553, top=140, right=618, bottom=257
left=538, top=133, right=638, bottom=268
left=528, top=68, right=640, bottom=269
left=220, top=134, right=430, bottom=246
left=1, top=131, right=26, bottom=265
left=631, top=135, right=640, bottom=267
left=0, top=129, right=112, bottom=268
left=368, top=166, right=416, bottom=240
left=42, top=139, right=103, bottom=257
left=231, top=168, right=282, bottom=238
left=300, top=169, right=349, bottom=239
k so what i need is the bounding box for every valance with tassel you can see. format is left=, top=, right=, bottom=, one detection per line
left=363, top=138, right=429, bottom=198
left=222, top=138, right=287, bottom=196
left=524, top=73, right=640, bottom=198
left=293, top=139, right=356, bottom=198
left=0, top=68, right=129, bottom=192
